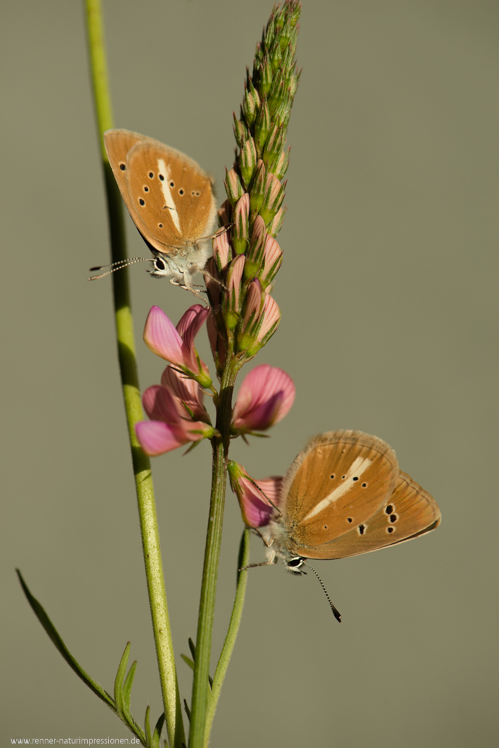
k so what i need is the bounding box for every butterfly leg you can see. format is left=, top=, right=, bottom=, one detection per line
left=168, top=277, right=208, bottom=304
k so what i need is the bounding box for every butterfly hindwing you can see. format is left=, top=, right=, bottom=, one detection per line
left=281, top=431, right=399, bottom=554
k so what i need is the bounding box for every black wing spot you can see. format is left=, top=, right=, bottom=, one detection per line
left=143, top=186, right=149, bottom=192
left=389, top=514, right=398, bottom=523
left=385, top=504, right=393, bottom=514
left=362, top=482, right=368, bottom=488
left=159, top=174, right=165, bottom=181
left=352, top=476, right=359, bottom=481
left=158, top=223, right=163, bottom=228
left=357, top=524, right=366, bottom=536
left=148, top=171, right=154, bottom=178
left=179, top=188, right=184, bottom=196
left=330, top=474, right=335, bottom=480
left=341, top=475, right=346, bottom=480
left=119, top=162, right=126, bottom=171
left=139, top=198, right=145, bottom=206
left=387, top=526, right=395, bottom=534
left=347, top=517, right=353, bottom=523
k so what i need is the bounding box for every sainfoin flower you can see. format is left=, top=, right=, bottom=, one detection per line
left=143, top=304, right=212, bottom=388
left=228, top=461, right=283, bottom=528
left=231, top=364, right=295, bottom=434
left=136, top=366, right=214, bottom=456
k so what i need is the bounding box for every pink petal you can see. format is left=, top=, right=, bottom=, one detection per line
left=142, top=385, right=182, bottom=423
left=238, top=476, right=283, bottom=527
left=176, top=304, right=210, bottom=372
left=176, top=304, right=209, bottom=343
left=161, top=366, right=206, bottom=421
left=213, top=230, right=231, bottom=271
left=135, top=421, right=188, bottom=456
left=257, top=295, right=280, bottom=341
left=236, top=391, right=284, bottom=431
left=143, top=306, right=185, bottom=367
left=232, top=364, right=295, bottom=431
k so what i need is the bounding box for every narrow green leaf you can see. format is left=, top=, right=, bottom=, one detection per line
left=144, top=705, right=152, bottom=747
left=184, top=699, right=191, bottom=722
left=114, top=642, right=131, bottom=716
left=188, top=638, right=197, bottom=662
left=123, top=660, right=138, bottom=713
left=153, top=712, right=166, bottom=747
left=16, top=570, right=114, bottom=710
left=181, top=654, right=195, bottom=671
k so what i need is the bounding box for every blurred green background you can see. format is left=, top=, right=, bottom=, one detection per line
left=2, top=1, right=498, bottom=745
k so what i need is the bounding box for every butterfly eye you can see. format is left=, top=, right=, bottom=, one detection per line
left=155, top=258, right=166, bottom=271
left=288, top=557, right=303, bottom=569
left=119, top=162, right=126, bottom=171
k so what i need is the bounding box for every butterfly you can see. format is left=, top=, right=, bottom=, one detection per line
left=244, top=430, right=441, bottom=621
left=91, top=129, right=218, bottom=297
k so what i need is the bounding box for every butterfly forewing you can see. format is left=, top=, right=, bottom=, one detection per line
left=303, top=470, right=441, bottom=560
left=282, top=431, right=399, bottom=554
left=104, top=129, right=146, bottom=201
left=104, top=129, right=216, bottom=255
left=126, top=143, right=215, bottom=250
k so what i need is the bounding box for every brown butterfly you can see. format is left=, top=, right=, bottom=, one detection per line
left=91, top=129, right=217, bottom=297
left=246, top=430, right=441, bottom=620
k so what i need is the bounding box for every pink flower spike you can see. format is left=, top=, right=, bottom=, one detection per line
left=228, top=461, right=283, bottom=528
left=231, top=364, right=295, bottom=432
left=135, top=421, right=189, bottom=456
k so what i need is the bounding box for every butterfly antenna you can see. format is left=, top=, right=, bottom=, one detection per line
left=244, top=475, right=282, bottom=515
left=88, top=257, right=153, bottom=280
left=304, top=562, right=341, bottom=623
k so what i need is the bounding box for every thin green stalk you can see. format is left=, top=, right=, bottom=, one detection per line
left=189, top=351, right=239, bottom=748
left=84, top=3, right=184, bottom=746
left=204, top=529, right=250, bottom=746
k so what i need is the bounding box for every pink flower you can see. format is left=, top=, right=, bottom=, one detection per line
left=228, top=461, right=283, bottom=528
left=231, top=364, right=295, bottom=433
left=136, top=374, right=213, bottom=456
left=143, top=305, right=212, bottom=387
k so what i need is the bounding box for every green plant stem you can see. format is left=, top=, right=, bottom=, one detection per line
left=189, top=350, right=240, bottom=748
left=84, top=3, right=184, bottom=746
left=204, top=530, right=250, bottom=745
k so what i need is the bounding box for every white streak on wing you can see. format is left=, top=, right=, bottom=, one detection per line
left=158, top=158, right=181, bottom=233
left=303, top=456, right=372, bottom=521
